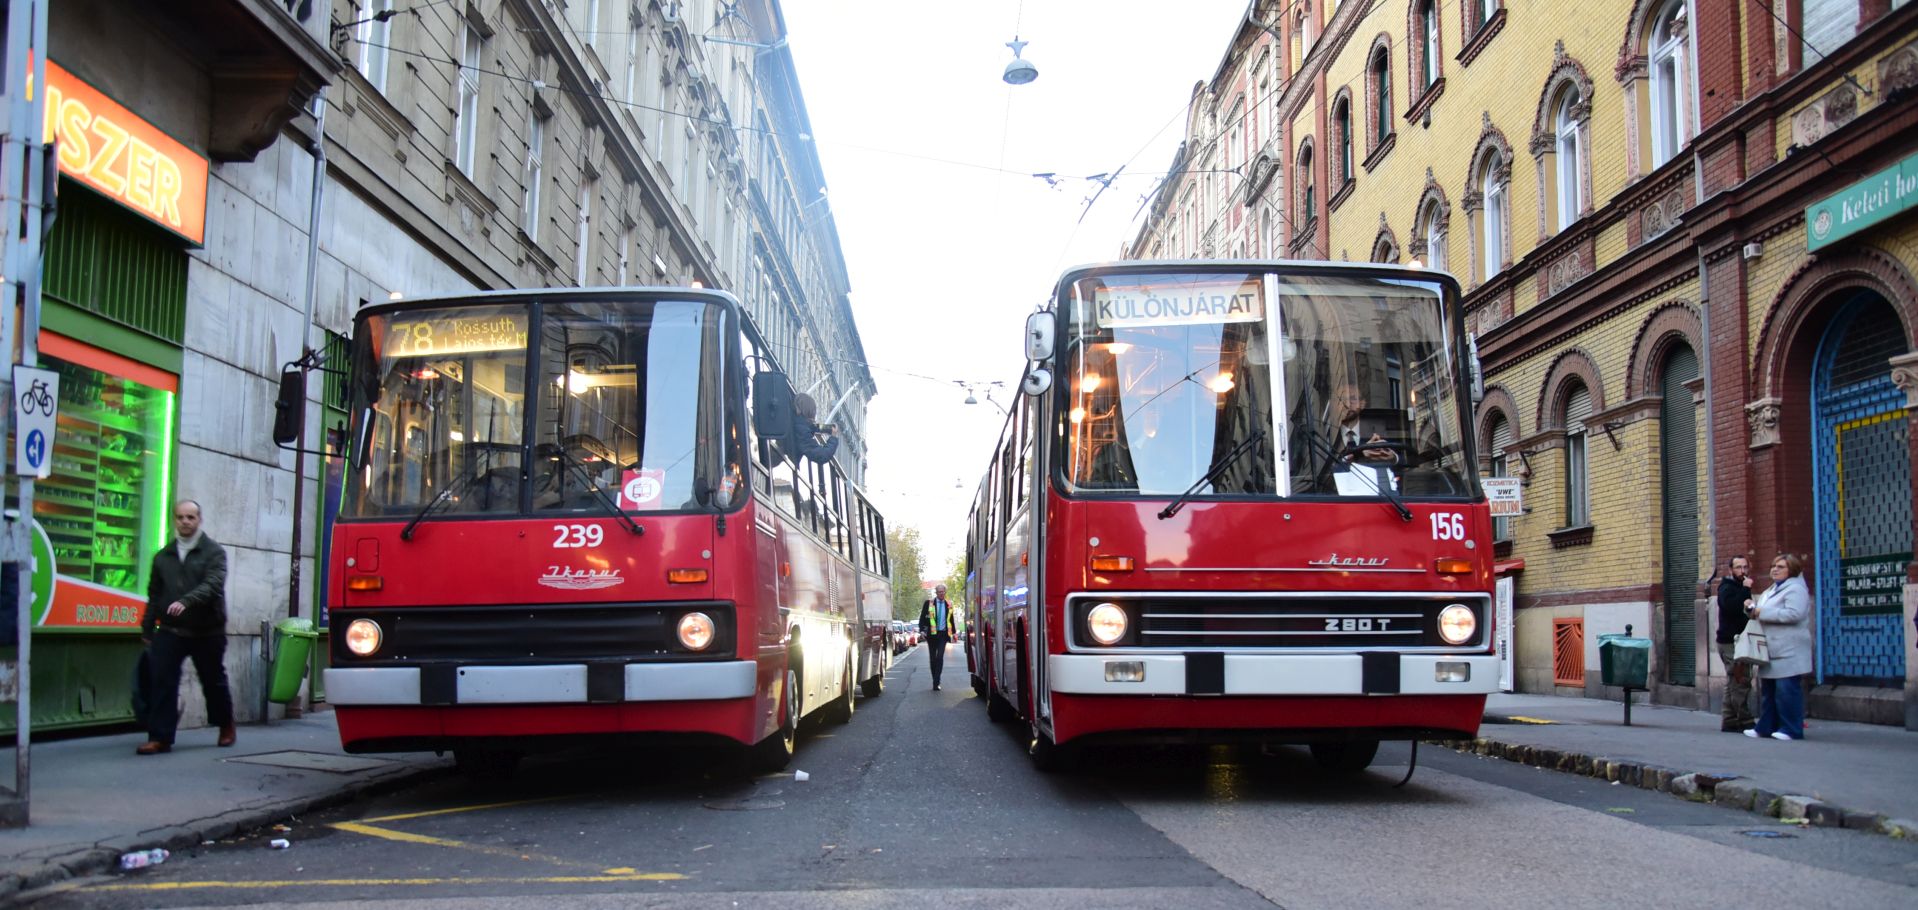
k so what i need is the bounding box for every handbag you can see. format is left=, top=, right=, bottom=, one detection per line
left=1733, top=620, right=1770, bottom=666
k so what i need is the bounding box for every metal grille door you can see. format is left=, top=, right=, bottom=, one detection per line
left=1812, top=297, right=1910, bottom=683
left=1660, top=346, right=1700, bottom=683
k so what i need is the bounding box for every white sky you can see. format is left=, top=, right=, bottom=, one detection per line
left=782, top=0, right=1252, bottom=573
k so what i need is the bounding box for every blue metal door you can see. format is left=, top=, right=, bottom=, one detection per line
left=1811, top=294, right=1910, bottom=684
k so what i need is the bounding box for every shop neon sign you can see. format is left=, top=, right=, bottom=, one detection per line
left=41, top=60, right=209, bottom=245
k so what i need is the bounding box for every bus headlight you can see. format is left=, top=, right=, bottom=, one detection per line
left=678, top=612, right=716, bottom=651
left=344, top=619, right=383, bottom=656
left=1438, top=605, right=1476, bottom=645
left=1087, top=603, right=1128, bottom=646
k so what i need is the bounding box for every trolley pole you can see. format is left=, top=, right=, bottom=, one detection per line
left=1, top=0, right=52, bottom=828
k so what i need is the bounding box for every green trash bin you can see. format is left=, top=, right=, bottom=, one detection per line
left=268, top=617, right=319, bottom=704
left=1597, top=625, right=1651, bottom=689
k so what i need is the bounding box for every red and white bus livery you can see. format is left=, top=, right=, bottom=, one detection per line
left=968, top=261, right=1498, bottom=771
left=317, top=287, right=891, bottom=770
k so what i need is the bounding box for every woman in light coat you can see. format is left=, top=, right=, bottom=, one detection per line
left=1744, top=553, right=1814, bottom=741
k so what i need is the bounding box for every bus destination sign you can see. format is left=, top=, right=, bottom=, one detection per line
left=1094, top=279, right=1264, bottom=329
left=385, top=310, right=530, bottom=357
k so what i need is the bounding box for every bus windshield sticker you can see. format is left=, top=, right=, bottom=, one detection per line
left=619, top=469, right=667, bottom=510
left=383, top=310, right=530, bottom=357
left=1093, top=278, right=1263, bottom=329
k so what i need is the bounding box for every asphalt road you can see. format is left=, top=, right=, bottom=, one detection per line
left=27, top=644, right=1918, bottom=909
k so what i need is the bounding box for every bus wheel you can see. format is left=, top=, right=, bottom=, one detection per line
left=823, top=655, right=856, bottom=724
left=1028, top=727, right=1078, bottom=773
left=749, top=664, right=801, bottom=773
left=986, top=691, right=1018, bottom=724
left=860, top=671, right=884, bottom=699
left=1309, top=740, right=1380, bottom=774
left=455, top=748, right=520, bottom=780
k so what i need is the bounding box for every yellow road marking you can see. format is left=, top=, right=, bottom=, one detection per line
left=1502, top=716, right=1557, bottom=725
left=88, top=872, right=686, bottom=893
left=329, top=821, right=587, bottom=869
left=361, top=795, right=571, bottom=824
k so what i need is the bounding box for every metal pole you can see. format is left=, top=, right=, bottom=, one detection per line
left=287, top=92, right=327, bottom=716
left=2, top=0, right=50, bottom=827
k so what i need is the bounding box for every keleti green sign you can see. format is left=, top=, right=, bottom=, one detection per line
left=1806, top=152, right=1918, bottom=251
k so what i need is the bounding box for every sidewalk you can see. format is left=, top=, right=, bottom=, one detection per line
left=0, top=710, right=447, bottom=900
left=1450, top=692, right=1918, bottom=835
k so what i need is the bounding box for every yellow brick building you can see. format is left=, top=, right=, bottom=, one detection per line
left=1132, top=0, right=1918, bottom=725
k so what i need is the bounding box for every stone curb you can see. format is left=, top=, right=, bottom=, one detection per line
left=1430, top=735, right=1909, bottom=839
left=0, top=762, right=450, bottom=906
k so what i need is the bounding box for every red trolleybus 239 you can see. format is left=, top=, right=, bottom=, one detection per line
left=967, top=261, right=1497, bottom=773
left=285, top=287, right=893, bottom=774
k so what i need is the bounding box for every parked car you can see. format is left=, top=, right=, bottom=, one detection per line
left=891, top=620, right=911, bottom=654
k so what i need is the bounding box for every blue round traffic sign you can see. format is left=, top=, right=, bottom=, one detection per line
left=24, top=428, right=45, bottom=469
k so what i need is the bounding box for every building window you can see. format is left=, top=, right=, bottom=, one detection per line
left=1297, top=141, right=1316, bottom=228
left=575, top=177, right=595, bottom=286
left=1371, top=49, right=1393, bottom=145
left=1475, top=0, right=1499, bottom=30
left=1554, top=88, right=1584, bottom=231
left=1333, top=98, right=1353, bottom=185
left=1419, top=0, right=1440, bottom=90
left=1421, top=203, right=1446, bottom=271
left=1487, top=414, right=1513, bottom=541
left=1563, top=383, right=1591, bottom=527
left=355, top=0, right=394, bottom=94
left=455, top=20, right=483, bottom=176
left=522, top=109, right=546, bottom=237
left=1648, top=1, right=1689, bottom=167
left=624, top=17, right=640, bottom=102
left=1478, top=153, right=1503, bottom=280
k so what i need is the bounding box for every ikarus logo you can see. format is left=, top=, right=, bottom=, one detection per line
left=539, top=566, right=625, bottom=590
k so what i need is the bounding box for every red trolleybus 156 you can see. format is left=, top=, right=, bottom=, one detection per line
left=308, top=287, right=892, bottom=771
left=968, top=261, right=1497, bottom=772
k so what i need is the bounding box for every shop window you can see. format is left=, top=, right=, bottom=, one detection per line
left=31, top=344, right=177, bottom=623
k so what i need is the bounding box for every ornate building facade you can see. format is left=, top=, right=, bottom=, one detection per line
left=1132, top=0, right=1918, bottom=726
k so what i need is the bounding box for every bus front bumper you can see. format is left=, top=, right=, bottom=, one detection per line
left=1048, top=652, right=1499, bottom=696
left=324, top=660, right=758, bottom=706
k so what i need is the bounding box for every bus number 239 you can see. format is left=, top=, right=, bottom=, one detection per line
left=553, top=524, right=604, bottom=548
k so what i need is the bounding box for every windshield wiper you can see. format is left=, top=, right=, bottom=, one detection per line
left=1159, top=430, right=1266, bottom=520
left=543, top=444, right=645, bottom=536
left=1294, top=427, right=1414, bottom=522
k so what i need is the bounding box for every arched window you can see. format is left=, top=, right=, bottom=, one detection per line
left=1478, top=152, right=1504, bottom=280
left=1421, top=203, right=1446, bottom=271
left=1298, top=142, right=1317, bottom=226
left=1334, top=99, right=1353, bottom=186
left=1649, top=1, right=1689, bottom=167
left=1373, top=236, right=1398, bottom=262
left=1562, top=382, right=1592, bottom=526
left=1486, top=414, right=1514, bottom=540
left=1478, top=0, right=1499, bottom=27
left=1554, top=88, right=1584, bottom=231
left=1372, top=49, right=1394, bottom=144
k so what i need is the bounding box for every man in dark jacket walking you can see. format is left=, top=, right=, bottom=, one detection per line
left=1716, top=555, right=1756, bottom=732
left=138, top=500, right=234, bottom=754
left=919, top=584, right=958, bottom=691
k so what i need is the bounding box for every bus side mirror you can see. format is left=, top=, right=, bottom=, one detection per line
left=1466, top=332, right=1485, bottom=406
left=271, top=368, right=306, bottom=445
left=754, top=376, right=796, bottom=443
left=1022, top=369, right=1051, bottom=396
left=1025, top=311, right=1054, bottom=362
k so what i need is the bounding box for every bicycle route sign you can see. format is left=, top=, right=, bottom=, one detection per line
left=13, top=365, right=60, bottom=478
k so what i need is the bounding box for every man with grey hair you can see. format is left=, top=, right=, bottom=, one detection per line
left=137, top=499, right=234, bottom=754
left=919, top=584, right=958, bottom=691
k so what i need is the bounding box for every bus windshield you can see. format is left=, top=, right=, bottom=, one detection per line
left=345, top=297, right=728, bottom=519
left=1062, top=269, right=1472, bottom=500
